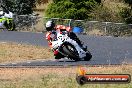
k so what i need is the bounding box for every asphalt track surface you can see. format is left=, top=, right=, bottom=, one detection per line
left=0, top=31, right=132, bottom=67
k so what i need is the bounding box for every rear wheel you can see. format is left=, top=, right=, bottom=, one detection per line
left=4, top=20, right=16, bottom=31
left=84, top=51, right=92, bottom=61
left=62, top=43, right=80, bottom=61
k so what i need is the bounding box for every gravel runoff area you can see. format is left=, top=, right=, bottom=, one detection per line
left=0, top=42, right=54, bottom=63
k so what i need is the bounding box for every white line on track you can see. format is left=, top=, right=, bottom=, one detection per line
left=27, top=62, right=31, bottom=64
left=1, top=64, right=6, bottom=65
left=0, top=42, right=7, bottom=44
left=41, top=61, right=44, bottom=62
left=11, top=63, right=17, bottom=65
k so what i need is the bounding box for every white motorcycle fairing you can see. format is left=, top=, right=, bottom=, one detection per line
left=51, top=30, right=86, bottom=59
left=0, top=11, right=5, bottom=28
left=0, top=11, right=13, bottom=29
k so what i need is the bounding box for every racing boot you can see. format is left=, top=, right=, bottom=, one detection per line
left=54, top=50, right=64, bottom=59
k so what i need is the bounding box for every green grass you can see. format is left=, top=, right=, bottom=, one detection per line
left=0, top=73, right=131, bottom=88
left=0, top=66, right=131, bottom=88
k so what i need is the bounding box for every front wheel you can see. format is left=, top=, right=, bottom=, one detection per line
left=62, top=42, right=80, bottom=61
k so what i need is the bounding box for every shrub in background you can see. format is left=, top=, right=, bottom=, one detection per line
left=120, top=0, right=132, bottom=24
left=89, top=5, right=123, bottom=22
left=45, top=0, right=99, bottom=20
left=124, top=0, right=132, bottom=7
left=119, top=7, right=132, bottom=24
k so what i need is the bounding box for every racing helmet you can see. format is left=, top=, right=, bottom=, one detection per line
left=45, top=20, right=55, bottom=31
left=0, top=11, right=4, bottom=16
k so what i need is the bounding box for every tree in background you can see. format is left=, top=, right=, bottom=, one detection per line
left=87, top=0, right=132, bottom=24
left=120, top=7, right=132, bottom=24
left=2, top=0, right=36, bottom=15
left=89, top=5, right=119, bottom=22
left=46, top=0, right=99, bottom=20
left=124, top=0, right=132, bottom=8
left=89, top=4, right=123, bottom=23
left=120, top=0, right=132, bottom=24
left=15, top=0, right=36, bottom=15
left=1, top=0, right=15, bottom=12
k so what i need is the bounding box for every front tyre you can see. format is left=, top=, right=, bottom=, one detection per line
left=62, top=43, right=80, bottom=61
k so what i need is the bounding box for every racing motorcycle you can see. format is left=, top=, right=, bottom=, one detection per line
left=0, top=6, right=15, bottom=31
left=51, top=29, right=92, bottom=61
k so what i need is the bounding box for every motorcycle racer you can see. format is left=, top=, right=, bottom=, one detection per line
left=1, top=5, right=13, bottom=18
left=0, top=5, right=15, bottom=31
left=45, top=20, right=84, bottom=59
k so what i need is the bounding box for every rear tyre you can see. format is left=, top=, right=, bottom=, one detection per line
left=4, top=20, right=16, bottom=31
left=84, top=52, right=92, bottom=61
